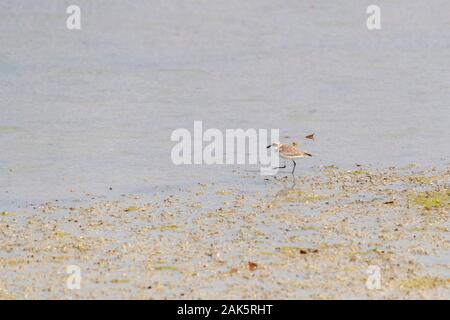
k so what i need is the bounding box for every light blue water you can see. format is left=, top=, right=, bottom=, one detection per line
left=1, top=0, right=449, bottom=209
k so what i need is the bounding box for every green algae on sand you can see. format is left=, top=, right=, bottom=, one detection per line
left=124, top=206, right=140, bottom=212
left=413, top=191, right=450, bottom=210
left=408, top=175, right=438, bottom=185
left=281, top=190, right=328, bottom=203
left=277, top=246, right=319, bottom=257
left=154, top=265, right=178, bottom=271
left=0, top=211, right=16, bottom=217
left=349, top=170, right=371, bottom=175
left=400, top=277, right=450, bottom=290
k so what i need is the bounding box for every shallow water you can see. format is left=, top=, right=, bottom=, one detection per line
left=1, top=0, right=450, bottom=209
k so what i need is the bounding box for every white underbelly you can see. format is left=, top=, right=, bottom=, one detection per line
left=280, top=154, right=301, bottom=160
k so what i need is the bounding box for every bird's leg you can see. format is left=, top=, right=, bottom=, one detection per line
left=273, top=161, right=286, bottom=170
left=290, top=179, right=296, bottom=189
left=291, top=160, right=296, bottom=176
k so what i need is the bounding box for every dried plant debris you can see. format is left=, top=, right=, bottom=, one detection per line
left=248, top=262, right=258, bottom=271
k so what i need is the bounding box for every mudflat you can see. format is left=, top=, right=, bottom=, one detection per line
left=1, top=165, right=448, bottom=299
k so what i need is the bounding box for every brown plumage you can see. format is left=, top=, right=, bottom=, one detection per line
left=279, top=144, right=312, bottom=158
left=267, top=141, right=312, bottom=176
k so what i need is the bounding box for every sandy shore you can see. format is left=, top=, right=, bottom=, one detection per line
left=1, top=164, right=449, bottom=299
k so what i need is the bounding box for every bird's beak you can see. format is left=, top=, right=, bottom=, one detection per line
left=266, top=145, right=271, bottom=149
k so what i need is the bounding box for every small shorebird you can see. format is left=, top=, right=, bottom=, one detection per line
left=267, top=141, right=312, bottom=175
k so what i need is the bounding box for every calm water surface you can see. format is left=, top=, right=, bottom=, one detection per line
left=1, top=1, right=449, bottom=209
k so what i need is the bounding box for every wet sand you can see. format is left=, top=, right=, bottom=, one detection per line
left=1, top=164, right=449, bottom=299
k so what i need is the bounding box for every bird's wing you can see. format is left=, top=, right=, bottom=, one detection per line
left=280, top=144, right=303, bottom=156
left=280, top=145, right=310, bottom=156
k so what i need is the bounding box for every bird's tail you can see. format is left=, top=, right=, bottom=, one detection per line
left=304, top=152, right=312, bottom=157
